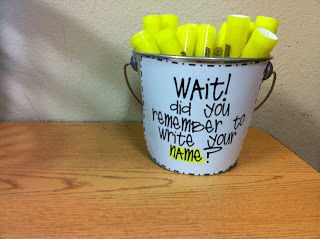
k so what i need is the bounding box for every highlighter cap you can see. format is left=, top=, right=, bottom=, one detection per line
left=130, top=30, right=161, bottom=54
left=155, top=27, right=177, bottom=43
left=177, top=24, right=197, bottom=56
left=227, top=15, right=251, bottom=27
left=224, top=15, right=251, bottom=58
left=241, top=27, right=279, bottom=58
left=155, top=28, right=184, bottom=56
left=161, top=14, right=179, bottom=30
left=198, top=24, right=216, bottom=34
left=247, top=21, right=255, bottom=41
left=143, top=15, right=162, bottom=35
left=255, top=16, right=279, bottom=34
left=186, top=23, right=199, bottom=33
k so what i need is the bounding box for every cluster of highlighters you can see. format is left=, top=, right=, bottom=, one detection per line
left=130, top=14, right=279, bottom=59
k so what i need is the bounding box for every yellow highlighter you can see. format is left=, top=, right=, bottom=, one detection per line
left=213, top=22, right=227, bottom=57
left=255, top=16, right=279, bottom=34
left=130, top=30, right=161, bottom=54
left=194, top=24, right=217, bottom=57
left=154, top=28, right=185, bottom=56
left=247, top=21, right=255, bottom=41
left=177, top=24, right=197, bottom=56
left=224, top=15, right=251, bottom=58
left=161, top=14, right=179, bottom=30
left=241, top=27, right=279, bottom=58
left=187, top=23, right=199, bottom=33
left=143, top=15, right=162, bottom=35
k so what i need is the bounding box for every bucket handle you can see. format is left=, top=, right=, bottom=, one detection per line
left=124, top=56, right=276, bottom=111
left=124, top=56, right=143, bottom=105
left=254, top=62, right=277, bottom=111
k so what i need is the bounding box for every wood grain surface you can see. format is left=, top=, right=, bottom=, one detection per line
left=1, top=122, right=319, bottom=238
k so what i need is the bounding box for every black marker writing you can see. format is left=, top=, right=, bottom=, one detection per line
left=233, top=114, right=245, bottom=130
left=204, top=131, right=237, bottom=158
left=204, top=102, right=230, bottom=118
left=158, top=127, right=194, bottom=147
left=173, top=74, right=232, bottom=101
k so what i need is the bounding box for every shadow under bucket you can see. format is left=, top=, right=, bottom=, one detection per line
left=124, top=52, right=276, bottom=175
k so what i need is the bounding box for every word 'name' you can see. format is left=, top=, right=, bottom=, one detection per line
left=169, top=145, right=204, bottom=164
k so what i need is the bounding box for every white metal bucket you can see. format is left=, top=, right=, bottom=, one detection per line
left=124, top=52, right=276, bottom=175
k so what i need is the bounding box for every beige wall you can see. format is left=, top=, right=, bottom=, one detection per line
left=0, top=0, right=319, bottom=170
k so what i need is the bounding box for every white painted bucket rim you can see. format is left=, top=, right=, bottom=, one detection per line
left=133, top=51, right=273, bottom=64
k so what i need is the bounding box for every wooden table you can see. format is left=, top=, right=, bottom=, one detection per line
left=1, top=122, right=319, bottom=238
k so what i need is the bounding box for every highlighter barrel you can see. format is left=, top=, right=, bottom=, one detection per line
left=255, top=16, right=279, bottom=34
left=161, top=14, right=179, bottom=30
left=177, top=24, right=197, bottom=56
left=213, top=22, right=227, bottom=57
left=155, top=28, right=185, bottom=56
left=247, top=21, right=255, bottom=41
left=194, top=24, right=217, bottom=57
left=130, top=30, right=161, bottom=54
left=224, top=15, right=251, bottom=58
left=241, top=27, right=279, bottom=58
left=143, top=15, right=162, bottom=35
